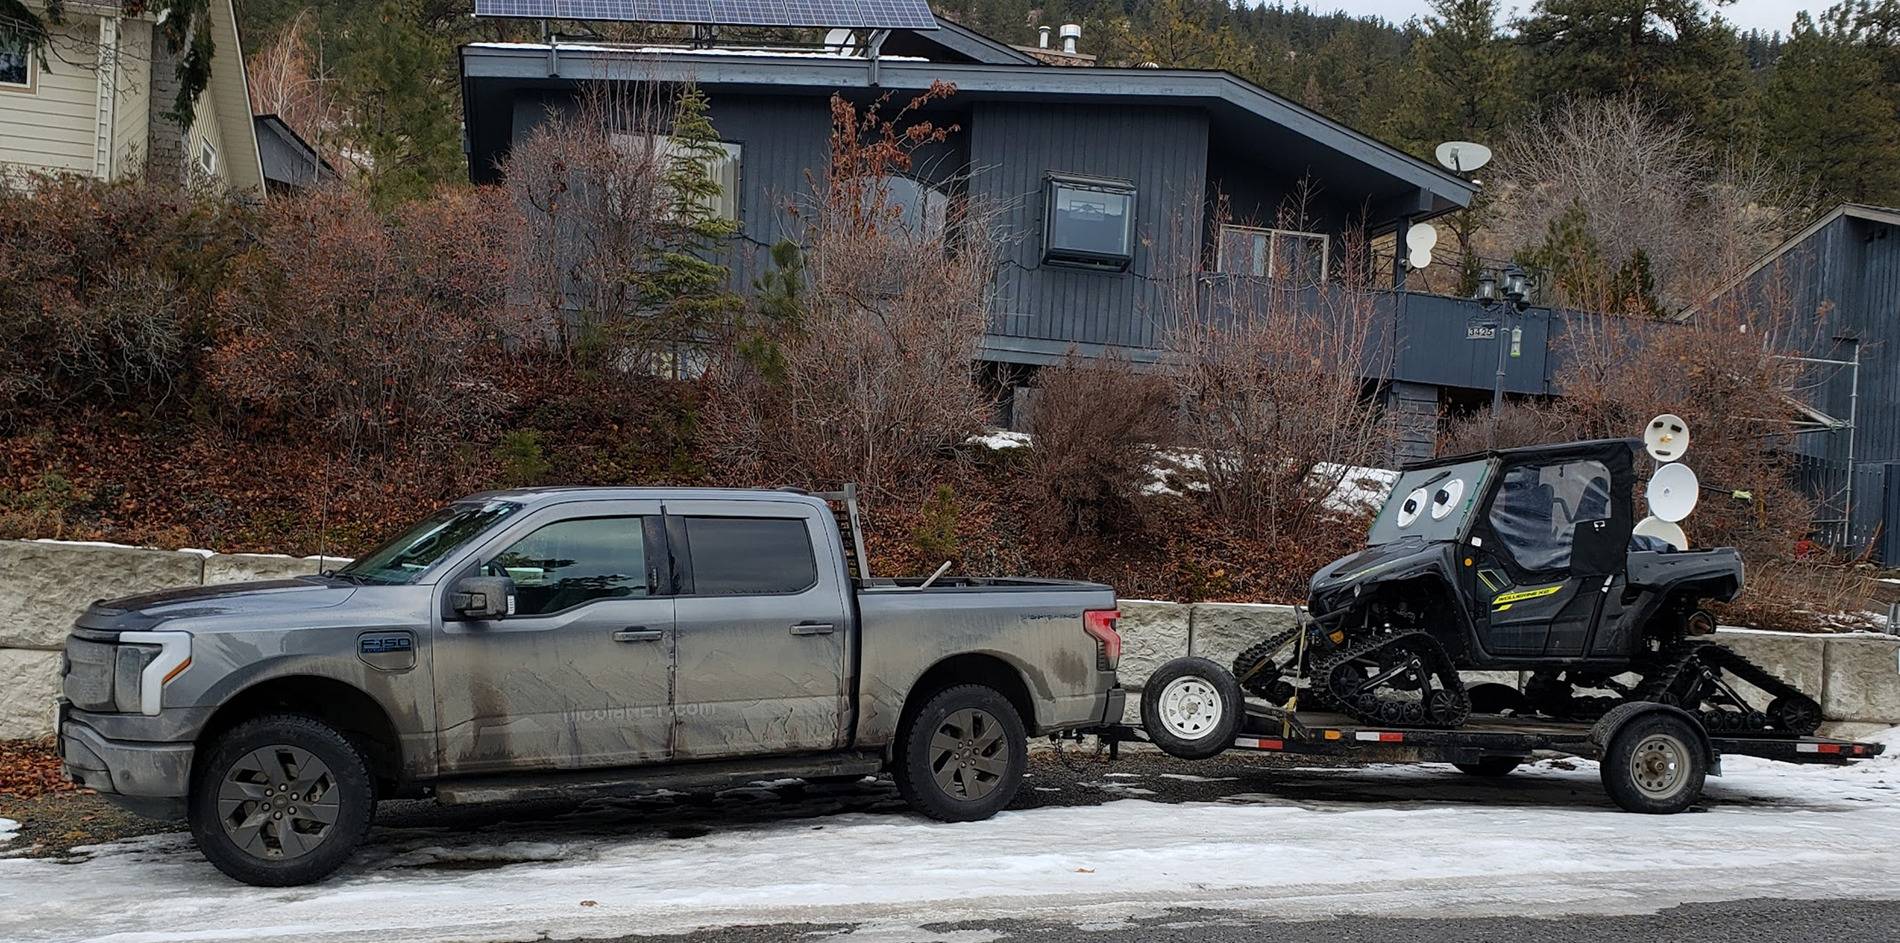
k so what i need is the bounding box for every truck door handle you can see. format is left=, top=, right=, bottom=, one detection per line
left=612, top=627, right=664, bottom=643
left=790, top=622, right=836, bottom=636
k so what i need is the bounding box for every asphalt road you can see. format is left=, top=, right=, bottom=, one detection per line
left=596, top=899, right=1900, bottom=943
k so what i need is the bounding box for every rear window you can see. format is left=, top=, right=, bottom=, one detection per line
left=684, top=516, right=817, bottom=595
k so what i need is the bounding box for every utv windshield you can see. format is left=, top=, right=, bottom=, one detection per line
left=336, top=501, right=522, bottom=585
left=1366, top=458, right=1491, bottom=546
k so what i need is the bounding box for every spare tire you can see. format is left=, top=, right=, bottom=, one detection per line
left=1141, top=657, right=1243, bottom=760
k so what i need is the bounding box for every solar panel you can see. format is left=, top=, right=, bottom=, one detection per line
left=473, top=0, right=938, bottom=30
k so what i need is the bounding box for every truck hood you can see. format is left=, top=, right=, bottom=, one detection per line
left=74, top=578, right=357, bottom=634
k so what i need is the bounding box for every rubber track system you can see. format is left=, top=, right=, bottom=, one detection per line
left=1230, top=625, right=1303, bottom=701
left=1645, top=640, right=1823, bottom=735
left=1308, top=631, right=1471, bottom=729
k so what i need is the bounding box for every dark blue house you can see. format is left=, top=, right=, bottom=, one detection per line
left=1712, top=204, right=1900, bottom=557
left=459, top=18, right=1573, bottom=455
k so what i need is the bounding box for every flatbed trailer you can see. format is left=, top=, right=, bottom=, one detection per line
left=1101, top=694, right=1887, bottom=813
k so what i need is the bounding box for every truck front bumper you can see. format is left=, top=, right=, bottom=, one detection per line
left=59, top=704, right=193, bottom=821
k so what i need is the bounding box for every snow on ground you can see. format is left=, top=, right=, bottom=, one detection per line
left=0, top=819, right=15, bottom=844
left=4, top=738, right=1900, bottom=943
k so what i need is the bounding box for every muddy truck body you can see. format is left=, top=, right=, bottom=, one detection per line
left=56, top=487, right=1124, bottom=885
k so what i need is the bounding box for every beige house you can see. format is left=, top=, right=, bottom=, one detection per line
left=0, top=0, right=262, bottom=194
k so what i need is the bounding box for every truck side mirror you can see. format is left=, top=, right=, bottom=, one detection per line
left=1571, top=520, right=1623, bottom=578
left=451, top=576, right=514, bottom=619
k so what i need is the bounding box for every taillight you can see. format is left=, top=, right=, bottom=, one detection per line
left=1084, top=609, right=1121, bottom=671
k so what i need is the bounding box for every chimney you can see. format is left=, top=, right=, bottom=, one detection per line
left=1037, top=25, right=1051, bottom=49
left=1059, top=23, right=1081, bottom=55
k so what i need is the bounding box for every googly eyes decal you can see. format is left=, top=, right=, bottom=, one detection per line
left=1396, top=487, right=1429, bottom=527
left=1431, top=478, right=1465, bottom=520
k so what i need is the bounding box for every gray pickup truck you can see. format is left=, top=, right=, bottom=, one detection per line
left=56, top=486, right=1123, bottom=886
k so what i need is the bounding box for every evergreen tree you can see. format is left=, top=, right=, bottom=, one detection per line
left=1394, top=0, right=1523, bottom=151
left=632, top=86, right=745, bottom=364
left=343, top=0, right=465, bottom=208
left=1515, top=0, right=1755, bottom=141
left=1761, top=8, right=1900, bottom=207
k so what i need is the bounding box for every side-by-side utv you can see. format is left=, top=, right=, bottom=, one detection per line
left=1119, top=437, right=1869, bottom=814
left=1216, top=437, right=1820, bottom=735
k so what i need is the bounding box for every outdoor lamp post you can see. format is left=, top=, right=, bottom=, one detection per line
left=1474, top=264, right=1535, bottom=447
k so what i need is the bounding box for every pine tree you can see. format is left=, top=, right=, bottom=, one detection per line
left=632, top=86, right=744, bottom=367
left=1515, top=0, right=1755, bottom=141
left=343, top=0, right=464, bottom=209
left=1761, top=8, right=1900, bottom=207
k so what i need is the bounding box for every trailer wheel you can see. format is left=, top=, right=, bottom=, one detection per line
left=1600, top=712, right=1706, bottom=814
left=1141, top=657, right=1242, bottom=760
left=1453, top=757, right=1522, bottom=777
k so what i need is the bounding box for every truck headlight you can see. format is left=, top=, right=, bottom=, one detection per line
left=113, top=644, right=160, bottom=713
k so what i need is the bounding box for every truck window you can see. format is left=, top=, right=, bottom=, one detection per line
left=488, top=516, right=649, bottom=615
left=683, top=516, right=817, bottom=595
left=341, top=501, right=521, bottom=584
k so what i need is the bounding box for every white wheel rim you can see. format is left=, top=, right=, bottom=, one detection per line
left=1632, top=733, right=1690, bottom=799
left=1158, top=676, right=1223, bottom=740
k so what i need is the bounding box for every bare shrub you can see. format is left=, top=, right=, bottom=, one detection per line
left=245, top=11, right=344, bottom=171
left=500, top=80, right=673, bottom=355
left=1024, top=354, right=1176, bottom=541
left=209, top=187, right=524, bottom=453
left=699, top=84, right=993, bottom=496
left=1167, top=219, right=1396, bottom=542
left=0, top=175, right=248, bottom=424
left=1490, top=97, right=1802, bottom=312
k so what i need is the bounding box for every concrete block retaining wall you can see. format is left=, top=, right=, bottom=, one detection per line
left=0, top=540, right=337, bottom=739
left=0, top=540, right=1896, bottom=741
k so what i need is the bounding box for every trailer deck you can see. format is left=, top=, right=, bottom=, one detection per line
left=1104, top=699, right=1885, bottom=811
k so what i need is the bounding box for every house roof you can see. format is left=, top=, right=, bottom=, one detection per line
left=459, top=41, right=1477, bottom=217
left=1696, top=203, right=1900, bottom=318
left=253, top=114, right=338, bottom=188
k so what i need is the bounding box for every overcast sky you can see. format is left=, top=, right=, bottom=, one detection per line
left=1314, top=0, right=1819, bottom=36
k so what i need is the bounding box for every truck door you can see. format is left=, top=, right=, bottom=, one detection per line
left=433, top=499, right=676, bottom=775
left=666, top=499, right=853, bottom=759
left=1470, top=459, right=1616, bottom=659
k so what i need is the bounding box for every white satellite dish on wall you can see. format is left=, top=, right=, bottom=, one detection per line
left=1435, top=141, right=1493, bottom=174
left=1406, top=222, right=1438, bottom=252
left=1645, top=462, right=1701, bottom=523
left=1644, top=414, right=1690, bottom=463
left=1634, top=515, right=1689, bottom=551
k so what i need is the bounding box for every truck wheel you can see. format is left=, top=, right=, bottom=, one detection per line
left=188, top=714, right=376, bottom=886
left=893, top=684, right=1027, bottom=822
left=1599, top=713, right=1706, bottom=814
left=1453, top=757, right=1522, bottom=777
left=1140, top=657, right=1241, bottom=760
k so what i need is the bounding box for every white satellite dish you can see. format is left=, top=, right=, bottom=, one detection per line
left=1645, top=463, right=1700, bottom=523
left=1634, top=515, right=1689, bottom=551
left=1406, top=222, right=1438, bottom=252
left=1435, top=141, right=1493, bottom=174
left=1644, top=414, right=1690, bottom=463
left=1408, top=247, right=1434, bottom=270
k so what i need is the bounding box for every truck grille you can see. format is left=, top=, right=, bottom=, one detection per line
left=63, top=637, right=117, bottom=711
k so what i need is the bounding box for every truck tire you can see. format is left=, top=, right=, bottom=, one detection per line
left=893, top=684, right=1027, bottom=822
left=1453, top=757, right=1522, bottom=777
left=188, top=714, right=376, bottom=886
left=1599, top=712, right=1707, bottom=814
left=1140, top=657, right=1242, bottom=760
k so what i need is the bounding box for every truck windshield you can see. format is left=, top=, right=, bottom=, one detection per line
left=1366, top=458, right=1491, bottom=546
left=337, top=501, right=522, bottom=585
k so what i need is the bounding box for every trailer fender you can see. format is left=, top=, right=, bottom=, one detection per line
left=1589, top=702, right=1721, bottom=777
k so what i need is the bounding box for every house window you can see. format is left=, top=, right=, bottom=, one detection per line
left=198, top=139, right=219, bottom=178
left=613, top=132, right=742, bottom=223
left=1217, top=224, right=1330, bottom=285
left=1043, top=175, right=1136, bottom=270
left=870, top=174, right=949, bottom=241
left=0, top=33, right=33, bottom=90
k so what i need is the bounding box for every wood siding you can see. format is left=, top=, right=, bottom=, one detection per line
left=0, top=21, right=99, bottom=177
left=969, top=102, right=1209, bottom=351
